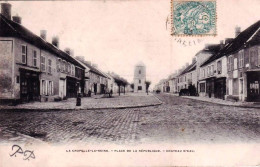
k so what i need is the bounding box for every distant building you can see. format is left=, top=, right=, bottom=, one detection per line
left=133, top=62, right=146, bottom=93
left=75, top=58, right=108, bottom=95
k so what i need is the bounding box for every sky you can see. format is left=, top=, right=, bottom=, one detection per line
left=5, top=0, right=260, bottom=88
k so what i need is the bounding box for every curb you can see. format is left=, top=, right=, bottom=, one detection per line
left=0, top=102, right=163, bottom=112
left=0, top=94, right=163, bottom=111
left=163, top=93, right=260, bottom=109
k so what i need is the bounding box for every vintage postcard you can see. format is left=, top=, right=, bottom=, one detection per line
left=0, top=0, right=259, bottom=166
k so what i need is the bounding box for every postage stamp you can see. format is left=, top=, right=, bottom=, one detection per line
left=171, top=0, right=216, bottom=36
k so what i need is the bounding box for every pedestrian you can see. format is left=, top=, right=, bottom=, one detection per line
left=88, top=89, right=91, bottom=97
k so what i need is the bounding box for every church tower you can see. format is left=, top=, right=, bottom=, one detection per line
left=134, top=62, right=146, bottom=93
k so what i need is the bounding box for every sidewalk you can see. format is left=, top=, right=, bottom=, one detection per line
left=0, top=93, right=162, bottom=111
left=164, top=93, right=260, bottom=108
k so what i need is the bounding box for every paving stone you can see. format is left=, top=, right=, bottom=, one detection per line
left=0, top=94, right=259, bottom=145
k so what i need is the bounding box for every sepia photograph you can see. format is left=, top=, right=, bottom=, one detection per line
left=0, top=0, right=259, bottom=166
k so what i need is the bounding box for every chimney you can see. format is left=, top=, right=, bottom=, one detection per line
left=235, top=26, right=241, bottom=37
left=75, top=56, right=84, bottom=62
left=220, top=40, right=224, bottom=49
left=40, top=30, right=47, bottom=40
left=52, top=36, right=59, bottom=48
left=86, top=61, right=91, bottom=66
left=1, top=3, right=11, bottom=20
left=92, top=64, right=98, bottom=68
left=65, top=48, right=71, bottom=55
left=225, top=38, right=233, bottom=45
left=12, top=15, right=21, bottom=24
left=192, top=57, right=196, bottom=63
left=204, top=44, right=210, bottom=50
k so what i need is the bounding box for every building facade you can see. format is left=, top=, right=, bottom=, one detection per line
left=133, top=62, right=146, bottom=93
left=225, top=22, right=260, bottom=102
left=0, top=3, right=85, bottom=103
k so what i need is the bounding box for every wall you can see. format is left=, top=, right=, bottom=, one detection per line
left=0, top=38, right=14, bottom=99
left=134, top=65, right=146, bottom=92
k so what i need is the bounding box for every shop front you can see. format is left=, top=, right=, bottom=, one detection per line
left=19, top=68, right=40, bottom=102
left=247, top=71, right=260, bottom=102
left=214, top=77, right=226, bottom=99
left=66, top=76, right=79, bottom=98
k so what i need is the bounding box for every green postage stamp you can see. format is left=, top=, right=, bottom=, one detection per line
left=171, top=0, right=216, bottom=36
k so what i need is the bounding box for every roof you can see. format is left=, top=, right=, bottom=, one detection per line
left=179, top=60, right=197, bottom=76
left=136, top=61, right=145, bottom=67
left=80, top=61, right=108, bottom=78
left=200, top=20, right=260, bottom=67
left=109, top=72, right=128, bottom=85
left=200, top=44, right=225, bottom=67
left=222, top=20, right=260, bottom=56
left=0, top=14, right=85, bottom=69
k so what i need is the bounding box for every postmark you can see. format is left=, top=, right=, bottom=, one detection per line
left=171, top=0, right=216, bottom=36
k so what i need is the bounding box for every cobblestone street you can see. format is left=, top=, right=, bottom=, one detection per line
left=0, top=93, right=259, bottom=145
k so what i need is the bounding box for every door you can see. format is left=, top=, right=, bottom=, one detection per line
left=20, top=71, right=40, bottom=102
left=239, top=78, right=244, bottom=101
left=247, top=72, right=260, bottom=102
left=59, top=79, right=66, bottom=98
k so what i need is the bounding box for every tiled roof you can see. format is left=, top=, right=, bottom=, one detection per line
left=222, top=20, right=260, bottom=56
left=81, top=61, right=107, bottom=78
left=0, top=14, right=85, bottom=69
left=179, top=61, right=197, bottom=76
left=201, top=20, right=260, bottom=67
left=109, top=72, right=128, bottom=85
left=200, top=44, right=224, bottom=67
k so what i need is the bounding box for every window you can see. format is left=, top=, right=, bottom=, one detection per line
left=62, top=60, right=66, bottom=72
left=234, top=58, right=237, bottom=70
left=65, top=61, right=68, bottom=73
left=21, top=45, right=27, bottom=64
left=249, top=81, right=259, bottom=95
left=57, top=58, right=61, bottom=72
left=250, top=49, right=258, bottom=67
left=42, top=80, right=46, bottom=95
left=48, top=81, right=53, bottom=95
left=200, top=83, right=206, bottom=92
left=139, top=70, right=141, bottom=74
left=68, top=63, right=71, bottom=74
left=48, top=59, right=52, bottom=73
left=207, top=66, right=210, bottom=76
left=71, top=65, right=75, bottom=76
left=238, top=50, right=244, bottom=68
left=139, top=80, right=141, bottom=84
left=138, top=86, right=142, bottom=90
left=217, top=60, right=222, bottom=74
left=258, top=47, right=260, bottom=66
left=211, top=64, right=214, bottom=75
left=228, top=56, right=233, bottom=71
left=33, top=50, right=37, bottom=67
left=202, top=69, right=205, bottom=78
left=40, top=55, right=46, bottom=71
